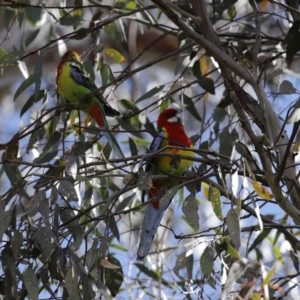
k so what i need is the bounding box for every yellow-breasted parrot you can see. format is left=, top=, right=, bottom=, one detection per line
left=56, top=51, right=124, bottom=158
left=137, top=108, right=194, bottom=260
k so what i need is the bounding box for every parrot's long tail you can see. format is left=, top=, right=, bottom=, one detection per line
left=137, top=203, right=166, bottom=260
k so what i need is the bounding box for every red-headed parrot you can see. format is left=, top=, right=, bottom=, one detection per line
left=137, top=108, right=194, bottom=260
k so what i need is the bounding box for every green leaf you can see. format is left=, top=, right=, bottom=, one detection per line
left=208, top=186, right=223, bottom=220
left=60, top=16, right=82, bottom=27
left=33, top=150, right=58, bottom=164
left=182, top=194, right=199, bottom=230
left=223, top=238, right=240, bottom=259
left=22, top=267, right=38, bottom=300
left=173, top=250, right=194, bottom=281
left=192, top=60, right=202, bottom=79
left=60, top=209, right=83, bottom=248
left=227, top=208, right=241, bottom=248
left=105, top=255, right=124, bottom=297
left=135, top=84, right=165, bottom=103
left=128, top=137, right=138, bottom=156
left=219, top=128, right=238, bottom=163
left=266, top=68, right=283, bottom=81
left=160, top=185, right=179, bottom=208
left=42, top=131, right=61, bottom=153
left=32, top=227, right=53, bottom=259
left=108, top=215, right=120, bottom=242
left=0, top=50, right=25, bottom=68
left=20, top=89, right=46, bottom=116
left=279, top=80, right=296, bottom=94
left=14, top=73, right=36, bottom=101
left=285, top=21, right=300, bottom=67
left=135, top=263, right=159, bottom=280
left=25, top=191, right=44, bottom=216
left=34, top=55, right=42, bottom=100
left=0, top=47, right=7, bottom=59
left=27, top=120, right=45, bottom=152
left=137, top=169, right=151, bottom=191
left=25, top=28, right=40, bottom=48
left=287, top=97, right=300, bottom=123
left=65, top=267, right=81, bottom=300
left=104, top=22, right=121, bottom=41
left=248, top=228, right=272, bottom=253
left=0, top=209, right=12, bottom=241
left=58, top=179, right=78, bottom=202
left=71, top=27, right=89, bottom=40
left=25, top=6, right=42, bottom=25
left=181, top=93, right=202, bottom=121
left=200, top=245, right=215, bottom=277
left=126, top=1, right=137, bottom=9
left=197, top=78, right=215, bottom=94
left=100, top=62, right=114, bottom=86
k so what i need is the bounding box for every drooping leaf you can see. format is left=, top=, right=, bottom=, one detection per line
left=197, top=78, right=215, bottom=94
left=223, top=239, right=240, bottom=259
left=105, top=48, right=125, bottom=63
left=192, top=59, right=202, bottom=79
left=137, top=169, right=151, bottom=191
left=58, top=179, right=78, bottom=202
left=108, top=215, right=120, bottom=242
left=266, top=68, right=283, bottom=81
left=24, top=191, right=44, bottom=216
left=160, top=185, right=179, bottom=208
left=287, top=97, right=300, bottom=123
left=65, top=267, right=81, bottom=300
left=128, top=137, right=138, bottom=156
left=20, top=89, right=47, bottom=117
left=100, top=62, right=115, bottom=86
left=182, top=194, right=199, bottom=230
left=25, top=6, right=43, bottom=25
left=200, top=244, right=215, bottom=277
left=60, top=16, right=82, bottom=27
left=0, top=50, right=25, bottom=68
left=173, top=250, right=194, bottom=281
left=25, top=28, right=40, bottom=47
left=0, top=209, right=12, bottom=241
left=248, top=229, right=272, bottom=253
left=60, top=209, right=83, bottom=248
left=222, top=259, right=249, bottom=299
left=32, top=227, right=53, bottom=259
left=279, top=80, right=296, bottom=94
left=181, top=93, right=202, bottom=121
left=14, top=73, right=36, bottom=101
left=252, top=181, right=273, bottom=200
left=208, top=185, right=223, bottom=221
left=22, top=267, right=38, bottom=300
left=284, top=21, right=300, bottom=67
left=227, top=208, right=241, bottom=248
left=104, top=22, right=121, bottom=41
left=135, top=263, right=159, bottom=280
left=135, top=84, right=166, bottom=103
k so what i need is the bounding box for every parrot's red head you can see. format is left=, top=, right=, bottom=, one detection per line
left=157, top=108, right=182, bottom=128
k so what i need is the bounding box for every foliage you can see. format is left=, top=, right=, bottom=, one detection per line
left=0, top=0, right=299, bottom=299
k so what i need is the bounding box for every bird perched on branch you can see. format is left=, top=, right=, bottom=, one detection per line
left=56, top=51, right=124, bottom=158
left=137, top=108, right=194, bottom=260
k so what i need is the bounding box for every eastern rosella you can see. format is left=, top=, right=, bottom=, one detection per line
left=56, top=51, right=124, bottom=158
left=137, top=108, right=194, bottom=260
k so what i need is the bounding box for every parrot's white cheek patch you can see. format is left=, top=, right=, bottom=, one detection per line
left=168, top=116, right=180, bottom=123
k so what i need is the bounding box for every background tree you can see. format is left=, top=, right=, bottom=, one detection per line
left=0, top=0, right=299, bottom=299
